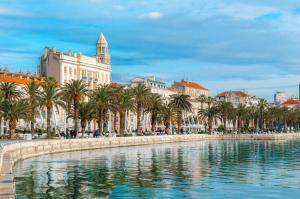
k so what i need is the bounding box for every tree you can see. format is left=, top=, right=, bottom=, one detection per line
left=90, top=85, right=113, bottom=133
left=217, top=101, right=234, bottom=132
left=199, top=106, right=219, bottom=134
left=160, top=102, right=173, bottom=134
left=169, top=94, right=192, bottom=134
left=131, top=83, right=151, bottom=133
left=78, top=102, right=95, bottom=134
left=0, top=101, right=28, bottom=139
left=145, top=93, right=163, bottom=132
left=0, top=82, right=22, bottom=102
left=258, top=99, right=268, bottom=131
left=62, top=80, right=88, bottom=134
left=40, top=77, right=64, bottom=138
left=23, top=81, right=40, bottom=134
left=116, top=88, right=135, bottom=136
left=197, top=94, right=207, bottom=110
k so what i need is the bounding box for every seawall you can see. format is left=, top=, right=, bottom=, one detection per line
left=1, top=133, right=300, bottom=198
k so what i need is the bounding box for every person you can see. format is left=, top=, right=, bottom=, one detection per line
left=94, top=129, right=100, bottom=138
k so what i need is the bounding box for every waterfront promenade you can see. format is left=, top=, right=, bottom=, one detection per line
left=1, top=133, right=300, bottom=198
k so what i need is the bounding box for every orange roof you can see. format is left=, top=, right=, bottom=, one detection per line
left=0, top=71, right=44, bottom=85
left=282, top=98, right=300, bottom=105
left=110, top=82, right=124, bottom=87
left=174, top=80, right=208, bottom=91
left=218, top=91, right=247, bottom=97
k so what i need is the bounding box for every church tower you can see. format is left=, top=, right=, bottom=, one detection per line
left=96, top=32, right=110, bottom=65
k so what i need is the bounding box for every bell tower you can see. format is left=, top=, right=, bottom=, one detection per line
left=96, top=32, right=110, bottom=65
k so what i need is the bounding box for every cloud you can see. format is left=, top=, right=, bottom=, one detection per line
left=0, top=6, right=30, bottom=17
left=142, top=11, right=163, bottom=19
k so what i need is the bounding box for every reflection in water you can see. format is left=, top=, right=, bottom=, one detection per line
left=14, top=140, right=300, bottom=199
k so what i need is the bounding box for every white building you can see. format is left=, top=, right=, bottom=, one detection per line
left=130, top=76, right=177, bottom=99
left=39, top=33, right=111, bottom=89
left=274, top=91, right=288, bottom=104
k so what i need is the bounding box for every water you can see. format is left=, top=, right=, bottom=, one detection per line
left=14, top=140, right=300, bottom=199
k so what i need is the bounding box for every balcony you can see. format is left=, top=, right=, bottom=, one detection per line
left=81, top=76, right=87, bottom=80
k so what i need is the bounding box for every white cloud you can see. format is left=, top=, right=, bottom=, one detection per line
left=0, top=6, right=30, bottom=17
left=142, top=11, right=163, bottom=19
left=217, top=3, right=277, bottom=20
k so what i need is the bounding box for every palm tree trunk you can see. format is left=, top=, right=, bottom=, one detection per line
left=113, top=112, right=117, bottom=133
left=208, top=117, right=213, bottom=134
left=120, top=111, right=125, bottom=136
left=98, top=109, right=103, bottom=133
left=224, top=115, right=227, bottom=132
left=47, top=107, right=52, bottom=138
left=81, top=120, right=86, bottom=135
left=165, top=116, right=171, bottom=134
left=73, top=101, right=79, bottom=134
left=137, top=103, right=142, bottom=133
left=9, top=119, right=17, bottom=140
left=177, top=111, right=182, bottom=134
left=30, top=119, right=35, bottom=135
left=151, top=113, right=156, bottom=132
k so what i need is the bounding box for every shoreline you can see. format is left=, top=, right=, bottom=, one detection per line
left=1, top=133, right=300, bottom=198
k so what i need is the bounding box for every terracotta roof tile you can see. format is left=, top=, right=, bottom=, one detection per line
left=281, top=98, right=300, bottom=105
left=174, top=80, right=208, bottom=91
left=218, top=91, right=248, bottom=97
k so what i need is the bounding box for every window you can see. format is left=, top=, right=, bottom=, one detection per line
left=74, top=68, right=77, bottom=77
left=81, top=70, right=86, bottom=77
left=64, top=66, right=67, bottom=74
left=69, top=68, right=72, bottom=76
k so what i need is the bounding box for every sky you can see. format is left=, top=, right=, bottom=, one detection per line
left=1, top=0, right=300, bottom=100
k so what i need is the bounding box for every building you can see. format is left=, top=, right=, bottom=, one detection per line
left=274, top=91, right=288, bottom=104
left=216, top=91, right=248, bottom=107
left=171, top=80, right=208, bottom=98
left=38, top=33, right=111, bottom=89
left=0, top=71, right=45, bottom=135
left=130, top=76, right=177, bottom=99
left=280, top=98, right=300, bottom=110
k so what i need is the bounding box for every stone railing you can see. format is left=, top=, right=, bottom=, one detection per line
left=1, top=133, right=300, bottom=198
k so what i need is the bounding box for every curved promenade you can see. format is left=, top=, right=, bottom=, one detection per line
left=1, top=133, right=300, bottom=198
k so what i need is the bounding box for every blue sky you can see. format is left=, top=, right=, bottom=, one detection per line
left=1, top=0, right=300, bottom=100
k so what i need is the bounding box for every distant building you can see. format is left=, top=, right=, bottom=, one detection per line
left=130, top=76, right=177, bottom=99
left=171, top=80, right=208, bottom=98
left=38, top=33, right=111, bottom=89
left=216, top=91, right=248, bottom=107
left=274, top=91, right=288, bottom=104
left=0, top=70, right=44, bottom=85
left=280, top=98, right=300, bottom=110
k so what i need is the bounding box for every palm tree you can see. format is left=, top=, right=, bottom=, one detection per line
left=40, top=77, right=64, bottom=138
left=236, top=104, right=247, bottom=132
left=145, top=93, right=163, bottom=132
left=206, top=96, right=215, bottom=108
left=78, top=102, right=95, bottom=135
left=0, top=101, right=28, bottom=139
left=0, top=82, right=22, bottom=101
left=160, top=102, right=173, bottom=134
left=62, top=80, right=88, bottom=134
left=110, top=85, right=123, bottom=133
left=116, top=88, right=135, bottom=136
left=197, top=94, right=207, bottom=110
left=23, top=81, right=40, bottom=135
left=217, top=101, right=234, bottom=132
left=199, top=106, right=219, bottom=134
left=90, top=85, right=113, bottom=133
left=169, top=94, right=192, bottom=134
left=131, top=83, right=151, bottom=133
left=258, top=99, right=268, bottom=131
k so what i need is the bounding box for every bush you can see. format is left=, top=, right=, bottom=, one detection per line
left=216, top=125, right=225, bottom=132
